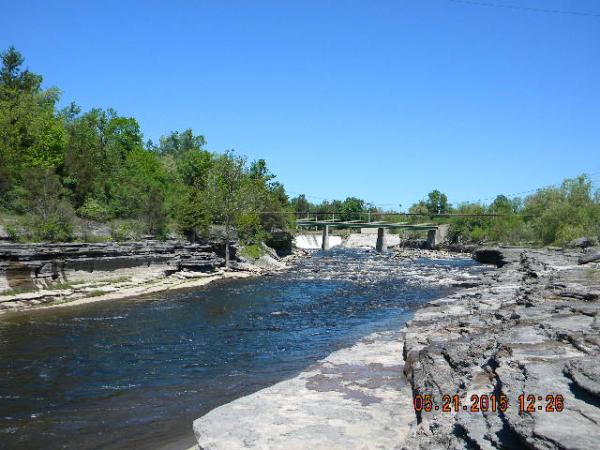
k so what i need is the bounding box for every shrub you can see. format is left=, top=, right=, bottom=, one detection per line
left=4, top=223, right=23, bottom=242
left=240, top=244, right=263, bottom=260
left=21, top=169, right=75, bottom=241
left=77, top=197, right=113, bottom=222
left=555, top=223, right=587, bottom=247
left=31, top=207, right=74, bottom=242
left=110, top=220, right=142, bottom=241
left=235, top=212, right=267, bottom=245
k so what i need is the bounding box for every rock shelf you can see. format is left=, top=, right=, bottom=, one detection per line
left=193, top=247, right=600, bottom=449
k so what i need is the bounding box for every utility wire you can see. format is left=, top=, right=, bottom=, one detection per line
left=448, top=0, right=600, bottom=18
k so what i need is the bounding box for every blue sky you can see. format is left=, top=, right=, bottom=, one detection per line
left=2, top=0, right=599, bottom=209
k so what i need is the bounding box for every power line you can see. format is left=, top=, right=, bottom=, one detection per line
left=448, top=0, right=600, bottom=17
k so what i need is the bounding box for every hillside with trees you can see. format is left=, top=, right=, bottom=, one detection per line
left=1, top=46, right=599, bottom=249
left=0, top=47, right=291, bottom=249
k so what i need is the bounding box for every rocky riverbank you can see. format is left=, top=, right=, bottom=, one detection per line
left=403, top=246, right=600, bottom=449
left=192, top=246, right=600, bottom=449
left=0, top=240, right=292, bottom=313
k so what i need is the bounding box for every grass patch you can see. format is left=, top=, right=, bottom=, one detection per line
left=89, top=276, right=132, bottom=287
left=0, top=286, right=30, bottom=296
left=105, top=276, right=131, bottom=284
left=48, top=280, right=89, bottom=290
left=85, top=290, right=106, bottom=298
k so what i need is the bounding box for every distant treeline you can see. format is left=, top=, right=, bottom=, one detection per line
left=1, top=47, right=598, bottom=248
left=291, top=179, right=600, bottom=247
left=408, top=181, right=600, bottom=246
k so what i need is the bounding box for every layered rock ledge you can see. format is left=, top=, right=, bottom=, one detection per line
left=0, top=240, right=287, bottom=312
left=192, top=247, right=600, bottom=449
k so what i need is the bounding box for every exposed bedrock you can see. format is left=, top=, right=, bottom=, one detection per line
left=403, top=247, right=600, bottom=449
left=192, top=246, right=600, bottom=449
left=0, top=240, right=229, bottom=294
left=194, top=330, right=416, bottom=450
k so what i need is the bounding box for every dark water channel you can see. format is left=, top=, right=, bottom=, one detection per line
left=0, top=249, right=483, bottom=449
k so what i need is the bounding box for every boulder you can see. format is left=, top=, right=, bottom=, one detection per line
left=579, top=250, right=600, bottom=265
left=568, top=236, right=597, bottom=248
left=472, top=247, right=511, bottom=267
left=265, top=230, right=293, bottom=257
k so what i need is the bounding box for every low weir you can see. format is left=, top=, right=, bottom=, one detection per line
left=296, top=219, right=450, bottom=252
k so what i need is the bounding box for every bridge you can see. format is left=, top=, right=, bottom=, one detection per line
left=296, top=218, right=450, bottom=252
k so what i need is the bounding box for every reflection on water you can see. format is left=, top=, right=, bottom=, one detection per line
left=0, top=249, right=482, bottom=449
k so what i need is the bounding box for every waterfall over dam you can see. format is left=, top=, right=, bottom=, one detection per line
left=293, top=234, right=342, bottom=249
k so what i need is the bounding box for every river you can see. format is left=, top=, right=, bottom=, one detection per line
left=0, top=249, right=483, bottom=449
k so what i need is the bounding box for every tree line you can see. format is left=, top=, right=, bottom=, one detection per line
left=0, top=46, right=291, bottom=261
left=438, top=176, right=600, bottom=246
left=289, top=179, right=600, bottom=247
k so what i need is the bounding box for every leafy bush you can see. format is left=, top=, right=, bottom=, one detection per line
left=30, top=207, right=74, bottom=242
left=77, top=197, right=113, bottom=222
left=235, top=212, right=267, bottom=245
left=240, top=244, right=263, bottom=260
left=555, top=224, right=587, bottom=247
left=5, top=223, right=22, bottom=242
left=109, top=220, right=142, bottom=241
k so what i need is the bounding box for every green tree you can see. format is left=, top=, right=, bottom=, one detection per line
left=291, top=194, right=311, bottom=217
left=0, top=46, right=66, bottom=194
left=155, top=129, right=206, bottom=156
left=176, top=186, right=211, bottom=241
left=340, top=197, right=364, bottom=221
left=23, top=168, right=74, bottom=241
left=426, top=190, right=450, bottom=215
left=249, top=158, right=275, bottom=182
left=206, top=151, right=248, bottom=268
left=407, top=200, right=430, bottom=225
left=63, top=107, right=104, bottom=207
left=176, top=148, right=212, bottom=186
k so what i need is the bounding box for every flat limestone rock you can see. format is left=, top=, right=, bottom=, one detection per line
left=402, top=248, right=600, bottom=450
left=193, top=330, right=415, bottom=450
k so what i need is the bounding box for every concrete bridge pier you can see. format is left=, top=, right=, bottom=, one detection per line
left=321, top=226, right=330, bottom=251
left=426, top=224, right=450, bottom=248
left=376, top=228, right=386, bottom=252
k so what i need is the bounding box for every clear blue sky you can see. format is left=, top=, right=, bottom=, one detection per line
left=2, top=0, right=599, bottom=209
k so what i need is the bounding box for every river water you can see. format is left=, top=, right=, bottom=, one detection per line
left=0, top=249, right=483, bottom=450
